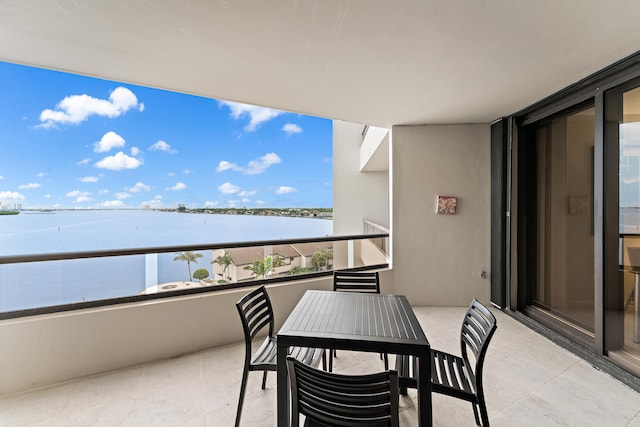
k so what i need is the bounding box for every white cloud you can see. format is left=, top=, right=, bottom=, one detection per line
left=282, top=123, right=303, bottom=136
left=205, top=201, right=219, bottom=207
left=216, top=160, right=242, bottom=173
left=238, top=190, right=256, bottom=197
left=219, top=100, right=284, bottom=132
left=79, top=176, right=99, bottom=183
left=100, top=200, right=125, bottom=208
left=99, top=189, right=109, bottom=194
left=217, top=152, right=281, bottom=175
left=66, top=190, right=91, bottom=198
left=168, top=172, right=176, bottom=177
left=94, top=131, right=125, bottom=152
left=18, top=183, right=41, bottom=189
left=95, top=152, right=143, bottom=171
left=149, top=140, right=176, bottom=153
left=75, top=195, right=93, bottom=203
left=218, top=182, right=240, bottom=194
left=167, top=182, right=186, bottom=191
left=44, top=194, right=51, bottom=199
left=256, top=200, right=266, bottom=206
left=36, top=172, right=47, bottom=177
left=38, top=87, right=142, bottom=128
left=0, top=191, right=25, bottom=200
left=183, top=169, right=190, bottom=174
left=0, top=176, right=4, bottom=180
left=246, top=152, right=281, bottom=175
left=128, top=182, right=151, bottom=193
left=77, top=158, right=91, bottom=166
left=142, top=197, right=163, bottom=207
left=115, top=192, right=131, bottom=200
left=275, top=186, right=297, bottom=194
left=241, top=198, right=251, bottom=204
left=130, top=147, right=141, bottom=156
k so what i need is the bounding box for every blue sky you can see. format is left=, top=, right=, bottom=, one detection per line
left=0, top=61, right=333, bottom=209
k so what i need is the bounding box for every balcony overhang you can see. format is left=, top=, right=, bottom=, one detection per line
left=360, top=126, right=389, bottom=172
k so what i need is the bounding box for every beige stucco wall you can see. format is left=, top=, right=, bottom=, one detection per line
left=391, top=124, right=491, bottom=306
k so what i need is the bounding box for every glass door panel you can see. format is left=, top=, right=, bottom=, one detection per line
left=532, top=106, right=595, bottom=333
left=611, top=86, right=640, bottom=373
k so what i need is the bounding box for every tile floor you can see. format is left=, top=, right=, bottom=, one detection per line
left=1, top=307, right=640, bottom=426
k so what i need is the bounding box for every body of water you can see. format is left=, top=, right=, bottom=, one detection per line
left=0, top=210, right=332, bottom=312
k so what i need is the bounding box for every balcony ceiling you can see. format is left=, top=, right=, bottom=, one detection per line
left=1, top=1, right=639, bottom=127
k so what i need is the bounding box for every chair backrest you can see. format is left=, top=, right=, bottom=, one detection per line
left=236, top=285, right=275, bottom=343
left=286, top=356, right=399, bottom=427
left=459, top=299, right=497, bottom=387
left=333, top=270, right=380, bottom=293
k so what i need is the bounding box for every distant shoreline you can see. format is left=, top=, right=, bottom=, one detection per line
left=15, top=207, right=333, bottom=220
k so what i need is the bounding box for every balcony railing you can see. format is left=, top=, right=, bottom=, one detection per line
left=363, top=219, right=389, bottom=260
left=0, top=233, right=389, bottom=320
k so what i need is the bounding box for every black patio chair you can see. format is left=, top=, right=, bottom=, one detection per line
left=330, top=270, right=388, bottom=372
left=333, top=270, right=381, bottom=293
left=429, top=298, right=497, bottom=426
left=235, top=285, right=325, bottom=427
left=286, top=355, right=399, bottom=427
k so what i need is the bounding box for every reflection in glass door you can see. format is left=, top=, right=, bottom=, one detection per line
left=531, top=106, right=595, bottom=333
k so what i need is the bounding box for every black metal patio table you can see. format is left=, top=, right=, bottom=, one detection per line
left=276, top=290, right=432, bottom=426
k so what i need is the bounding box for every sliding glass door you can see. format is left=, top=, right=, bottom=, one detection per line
left=607, top=84, right=640, bottom=375
left=522, top=105, right=595, bottom=336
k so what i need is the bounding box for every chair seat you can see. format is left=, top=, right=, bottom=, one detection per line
left=430, top=349, right=477, bottom=402
left=250, top=336, right=324, bottom=371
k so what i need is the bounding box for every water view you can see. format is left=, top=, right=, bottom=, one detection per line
left=0, top=210, right=332, bottom=312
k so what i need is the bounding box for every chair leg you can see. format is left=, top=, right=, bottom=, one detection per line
left=322, top=350, right=327, bottom=371
left=478, top=394, right=490, bottom=426
left=261, top=371, right=268, bottom=389
left=235, top=367, right=250, bottom=427
left=328, top=350, right=334, bottom=372
left=472, top=402, right=481, bottom=425
left=396, top=354, right=409, bottom=395
left=383, top=353, right=389, bottom=370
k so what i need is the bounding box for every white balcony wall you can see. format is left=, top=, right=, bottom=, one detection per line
left=333, top=121, right=389, bottom=234
left=0, top=278, right=332, bottom=395
left=391, top=124, right=491, bottom=306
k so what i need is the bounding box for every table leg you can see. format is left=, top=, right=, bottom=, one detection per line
left=276, top=344, right=289, bottom=427
left=416, top=354, right=432, bottom=427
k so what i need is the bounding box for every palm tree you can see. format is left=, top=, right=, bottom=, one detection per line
left=244, top=259, right=269, bottom=279
left=212, top=251, right=233, bottom=280
left=311, top=251, right=325, bottom=271
left=311, top=249, right=333, bottom=271
left=173, top=251, right=203, bottom=281
left=320, top=248, right=333, bottom=269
